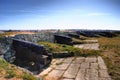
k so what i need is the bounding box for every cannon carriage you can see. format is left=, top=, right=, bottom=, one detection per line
left=12, top=38, right=52, bottom=72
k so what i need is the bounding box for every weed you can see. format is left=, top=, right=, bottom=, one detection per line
left=22, top=73, right=37, bottom=80
left=56, top=62, right=63, bottom=65
left=0, top=59, right=9, bottom=69
left=5, top=70, right=16, bottom=79
left=0, top=59, right=36, bottom=79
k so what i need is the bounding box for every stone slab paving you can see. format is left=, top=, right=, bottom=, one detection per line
left=62, top=79, right=74, bottom=80
left=38, top=56, right=111, bottom=80
left=98, top=56, right=107, bottom=69
left=39, top=67, right=53, bottom=77
left=75, top=69, right=85, bottom=80
left=63, top=63, right=80, bottom=79
left=85, top=69, right=98, bottom=80
left=45, top=69, right=64, bottom=80
left=84, top=40, right=98, bottom=43
left=72, top=57, right=85, bottom=64
left=74, top=43, right=99, bottom=50
left=55, top=63, right=70, bottom=70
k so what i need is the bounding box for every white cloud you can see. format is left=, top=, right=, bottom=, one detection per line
left=86, top=13, right=111, bottom=16
left=18, top=10, right=33, bottom=13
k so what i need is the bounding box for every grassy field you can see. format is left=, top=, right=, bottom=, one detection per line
left=97, top=35, right=120, bottom=80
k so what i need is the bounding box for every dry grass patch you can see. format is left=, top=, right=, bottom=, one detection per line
left=0, top=31, right=35, bottom=37
left=0, top=59, right=37, bottom=80
left=97, top=35, right=120, bottom=80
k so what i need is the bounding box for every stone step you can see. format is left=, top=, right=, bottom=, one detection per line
left=40, top=55, right=49, bottom=65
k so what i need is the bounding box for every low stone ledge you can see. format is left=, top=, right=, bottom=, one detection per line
left=53, top=52, right=74, bottom=58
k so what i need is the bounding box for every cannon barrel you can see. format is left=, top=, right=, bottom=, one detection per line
left=54, top=35, right=73, bottom=45
left=12, top=38, right=47, bottom=55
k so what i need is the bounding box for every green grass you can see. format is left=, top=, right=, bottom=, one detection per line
left=72, top=38, right=85, bottom=43
left=5, top=70, right=16, bottom=79
left=0, top=59, right=9, bottom=69
left=22, top=73, right=37, bottom=80
left=38, top=41, right=100, bottom=57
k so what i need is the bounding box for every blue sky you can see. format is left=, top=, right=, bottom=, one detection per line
left=0, top=0, right=120, bottom=30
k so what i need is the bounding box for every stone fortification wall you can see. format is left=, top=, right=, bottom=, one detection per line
left=14, top=32, right=54, bottom=43
left=0, top=37, right=14, bottom=62
left=0, top=33, right=54, bottom=62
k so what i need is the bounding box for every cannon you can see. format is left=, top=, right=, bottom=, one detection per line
left=54, top=35, right=73, bottom=45
left=68, top=33, right=80, bottom=38
left=12, top=38, right=52, bottom=72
